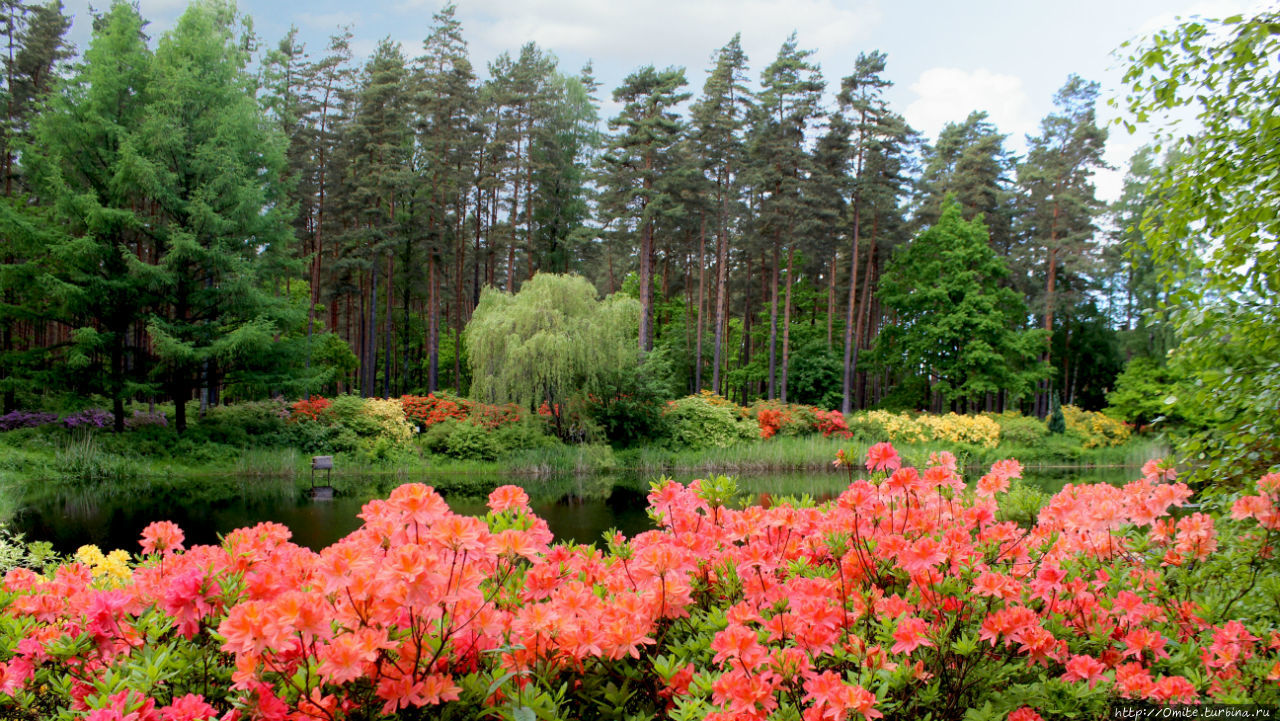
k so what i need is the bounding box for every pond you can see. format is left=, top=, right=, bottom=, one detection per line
left=7, top=465, right=1142, bottom=555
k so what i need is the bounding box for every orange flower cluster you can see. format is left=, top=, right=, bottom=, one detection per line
left=3, top=449, right=1280, bottom=719
left=401, top=393, right=520, bottom=431
left=288, top=396, right=331, bottom=423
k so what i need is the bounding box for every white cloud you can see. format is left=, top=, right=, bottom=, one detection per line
left=904, top=67, right=1035, bottom=148
left=423, top=0, right=881, bottom=79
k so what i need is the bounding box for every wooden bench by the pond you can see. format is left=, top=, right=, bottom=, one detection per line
left=310, top=455, right=333, bottom=498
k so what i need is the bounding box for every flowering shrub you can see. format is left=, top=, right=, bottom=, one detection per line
left=124, top=410, right=168, bottom=429
left=919, top=412, right=1001, bottom=448
left=4, top=452, right=1280, bottom=720
left=851, top=410, right=932, bottom=444
left=852, top=410, right=1002, bottom=448
left=0, top=410, right=57, bottom=431
left=813, top=408, right=852, bottom=439
left=289, top=396, right=332, bottom=423
left=60, top=408, right=112, bottom=429
left=751, top=401, right=820, bottom=439
left=401, top=393, right=520, bottom=431
left=1062, top=405, right=1132, bottom=448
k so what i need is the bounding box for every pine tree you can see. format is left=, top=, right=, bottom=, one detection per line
left=415, top=3, right=478, bottom=393
left=333, top=38, right=413, bottom=397
left=693, top=35, right=751, bottom=396
left=916, top=111, right=1017, bottom=254
left=602, top=65, right=689, bottom=353
left=1018, top=75, right=1107, bottom=416
left=750, top=33, right=823, bottom=401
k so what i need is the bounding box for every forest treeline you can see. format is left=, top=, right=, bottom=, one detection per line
left=0, top=0, right=1172, bottom=432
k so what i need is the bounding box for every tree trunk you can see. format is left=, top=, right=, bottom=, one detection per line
left=383, top=253, right=394, bottom=398
left=841, top=229, right=861, bottom=414
left=852, top=237, right=876, bottom=409
left=827, top=253, right=836, bottom=349
left=428, top=256, right=439, bottom=393
left=767, top=244, right=779, bottom=400
left=780, top=246, right=795, bottom=403
left=695, top=216, right=706, bottom=391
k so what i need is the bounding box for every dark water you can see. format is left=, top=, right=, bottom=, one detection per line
left=7, top=466, right=1139, bottom=555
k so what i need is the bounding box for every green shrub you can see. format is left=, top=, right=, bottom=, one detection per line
left=421, top=418, right=463, bottom=456
left=986, top=411, right=1048, bottom=446
left=491, top=417, right=560, bottom=454
left=443, top=421, right=499, bottom=461
left=1048, top=393, right=1066, bottom=434
left=196, top=400, right=290, bottom=446
left=664, top=394, right=755, bottom=451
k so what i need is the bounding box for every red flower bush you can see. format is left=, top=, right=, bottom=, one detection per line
left=289, top=396, right=331, bottom=423
left=401, top=393, right=520, bottom=432
left=4, top=451, right=1280, bottom=720
left=813, top=408, right=852, bottom=439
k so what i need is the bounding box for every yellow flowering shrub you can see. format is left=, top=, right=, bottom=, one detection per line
left=361, top=397, right=415, bottom=443
left=919, top=413, right=1001, bottom=449
left=855, top=411, right=932, bottom=444
left=74, top=544, right=132, bottom=585
left=1062, top=405, right=1131, bottom=448
left=852, top=410, right=1001, bottom=448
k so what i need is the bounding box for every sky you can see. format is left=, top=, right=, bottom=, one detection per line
left=57, top=0, right=1265, bottom=202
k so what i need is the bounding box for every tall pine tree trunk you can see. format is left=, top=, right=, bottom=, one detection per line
left=695, top=216, right=706, bottom=391
left=428, top=256, right=439, bottom=393
left=767, top=244, right=779, bottom=399
left=383, top=253, right=393, bottom=398
left=827, top=254, right=836, bottom=349
left=780, top=246, right=794, bottom=403
left=712, top=170, right=730, bottom=396
left=841, top=222, right=861, bottom=414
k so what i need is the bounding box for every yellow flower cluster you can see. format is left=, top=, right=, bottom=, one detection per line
left=860, top=411, right=932, bottom=444
left=857, top=410, right=1001, bottom=449
left=362, top=398, right=415, bottom=443
left=1062, top=405, right=1131, bottom=448
left=919, top=413, right=1001, bottom=449
left=74, top=545, right=132, bottom=584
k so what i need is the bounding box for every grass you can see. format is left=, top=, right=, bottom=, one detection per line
left=0, top=423, right=1172, bottom=491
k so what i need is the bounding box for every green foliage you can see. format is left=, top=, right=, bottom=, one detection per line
left=1047, top=393, right=1066, bottom=435
left=985, top=411, right=1049, bottom=447
left=1106, top=356, right=1191, bottom=429
left=785, top=340, right=843, bottom=410
left=663, top=393, right=755, bottom=451
left=1123, top=7, right=1280, bottom=485
left=876, top=199, right=1048, bottom=407
left=196, top=400, right=290, bottom=447
left=466, top=274, right=642, bottom=439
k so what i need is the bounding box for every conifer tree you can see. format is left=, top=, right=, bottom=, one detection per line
left=692, top=34, right=751, bottom=396
left=139, top=0, right=297, bottom=431
left=750, top=33, right=823, bottom=401
left=22, top=1, right=154, bottom=429
left=602, top=65, right=689, bottom=353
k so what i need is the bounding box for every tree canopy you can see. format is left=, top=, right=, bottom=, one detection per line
left=465, top=273, right=640, bottom=436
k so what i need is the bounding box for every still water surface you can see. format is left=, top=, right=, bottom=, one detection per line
left=10, top=466, right=1139, bottom=554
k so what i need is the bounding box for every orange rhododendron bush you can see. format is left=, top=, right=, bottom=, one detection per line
left=4, top=450, right=1280, bottom=720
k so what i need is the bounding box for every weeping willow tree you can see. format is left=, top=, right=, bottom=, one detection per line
left=466, top=273, right=640, bottom=438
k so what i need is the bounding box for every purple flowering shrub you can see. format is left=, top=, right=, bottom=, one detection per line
left=124, top=410, right=168, bottom=429
left=60, top=408, right=112, bottom=429
left=0, top=411, right=58, bottom=431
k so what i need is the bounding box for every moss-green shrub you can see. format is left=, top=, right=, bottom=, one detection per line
left=196, top=400, right=289, bottom=446
left=664, top=394, right=756, bottom=450
left=443, top=422, right=499, bottom=461
left=986, top=411, right=1049, bottom=446
left=491, top=417, right=560, bottom=454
